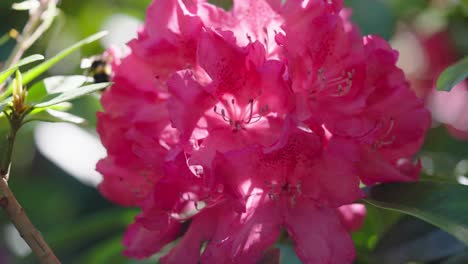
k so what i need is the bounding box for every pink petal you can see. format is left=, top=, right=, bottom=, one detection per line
left=160, top=208, right=218, bottom=264
left=358, top=148, right=421, bottom=185
left=284, top=201, right=356, bottom=264
left=337, top=203, right=367, bottom=232
left=97, top=156, right=158, bottom=206
left=300, top=146, right=364, bottom=206
left=201, top=198, right=282, bottom=263
left=197, top=29, right=249, bottom=96
left=123, top=214, right=181, bottom=259
left=167, top=70, right=212, bottom=141
left=427, top=82, right=468, bottom=131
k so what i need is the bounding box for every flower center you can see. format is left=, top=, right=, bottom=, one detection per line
left=213, top=96, right=269, bottom=132
left=266, top=180, right=302, bottom=206
left=310, top=68, right=355, bottom=98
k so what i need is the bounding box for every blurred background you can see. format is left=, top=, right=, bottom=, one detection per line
left=1, top=0, right=468, bottom=263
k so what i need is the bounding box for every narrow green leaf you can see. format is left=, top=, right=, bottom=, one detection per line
left=0, top=97, right=12, bottom=113
left=363, top=181, right=468, bottom=245
left=34, top=82, right=110, bottom=108
left=21, top=31, right=107, bottom=85
left=436, top=56, right=468, bottom=91
left=23, top=109, right=87, bottom=125
left=0, top=54, right=44, bottom=85
left=26, top=75, right=88, bottom=104
left=0, top=101, right=8, bottom=113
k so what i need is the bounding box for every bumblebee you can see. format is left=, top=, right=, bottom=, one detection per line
left=80, top=54, right=112, bottom=83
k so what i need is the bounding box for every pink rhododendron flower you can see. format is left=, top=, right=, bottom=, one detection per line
left=96, top=0, right=430, bottom=263
left=427, top=81, right=468, bottom=138
left=393, top=28, right=468, bottom=140
left=393, top=30, right=457, bottom=99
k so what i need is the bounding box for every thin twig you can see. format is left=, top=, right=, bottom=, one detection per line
left=0, top=1, right=61, bottom=262
left=1, top=0, right=58, bottom=93
left=3, top=0, right=58, bottom=69
left=0, top=177, right=60, bottom=264
left=0, top=103, right=60, bottom=263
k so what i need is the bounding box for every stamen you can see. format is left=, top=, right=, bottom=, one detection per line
left=194, top=201, right=204, bottom=211
left=381, top=118, right=395, bottom=139
left=243, top=99, right=254, bottom=124
left=316, top=68, right=355, bottom=97
left=213, top=95, right=269, bottom=131
left=372, top=118, right=396, bottom=149
left=265, top=180, right=302, bottom=206
left=221, top=109, right=230, bottom=122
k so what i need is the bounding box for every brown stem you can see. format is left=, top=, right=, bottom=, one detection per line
left=0, top=177, right=60, bottom=264
left=0, top=108, right=60, bottom=263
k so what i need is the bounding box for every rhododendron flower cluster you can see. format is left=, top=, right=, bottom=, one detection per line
left=96, top=0, right=430, bottom=263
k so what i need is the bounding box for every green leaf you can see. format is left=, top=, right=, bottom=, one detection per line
left=0, top=100, right=10, bottom=113
left=0, top=97, right=13, bottom=113
left=78, top=236, right=126, bottom=264
left=23, top=109, right=87, bottom=125
left=21, top=31, right=107, bottom=86
left=0, top=54, right=44, bottom=85
left=344, top=0, right=396, bottom=40
left=0, top=103, right=7, bottom=113
left=45, top=208, right=136, bottom=252
left=26, top=75, right=88, bottom=104
left=442, top=250, right=468, bottom=264
left=0, top=32, right=106, bottom=101
left=363, top=181, right=468, bottom=245
left=34, top=82, right=110, bottom=108
left=436, top=56, right=468, bottom=91
left=372, top=216, right=465, bottom=264
left=276, top=244, right=302, bottom=264
left=352, top=205, right=402, bottom=254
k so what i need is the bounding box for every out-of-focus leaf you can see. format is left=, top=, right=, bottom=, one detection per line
left=461, top=0, right=468, bottom=16
left=372, top=216, right=465, bottom=264
left=386, top=0, right=427, bottom=18
left=352, top=205, right=402, bottom=255
left=0, top=103, right=6, bottom=113
left=259, top=248, right=281, bottom=264
left=419, top=152, right=460, bottom=182
left=209, top=0, right=232, bottom=9
left=423, top=126, right=468, bottom=160
left=363, top=181, right=468, bottom=245
left=437, top=56, right=468, bottom=91
left=26, top=75, right=88, bottom=104
left=46, top=208, right=136, bottom=253
left=23, top=109, right=86, bottom=125
left=344, top=0, right=396, bottom=40
left=20, top=31, right=107, bottom=86
left=78, top=236, right=126, bottom=264
left=34, top=82, right=109, bottom=108
left=0, top=98, right=11, bottom=113
left=276, top=244, right=302, bottom=264
left=442, top=250, right=468, bottom=264
left=0, top=54, right=44, bottom=85
left=78, top=236, right=175, bottom=264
